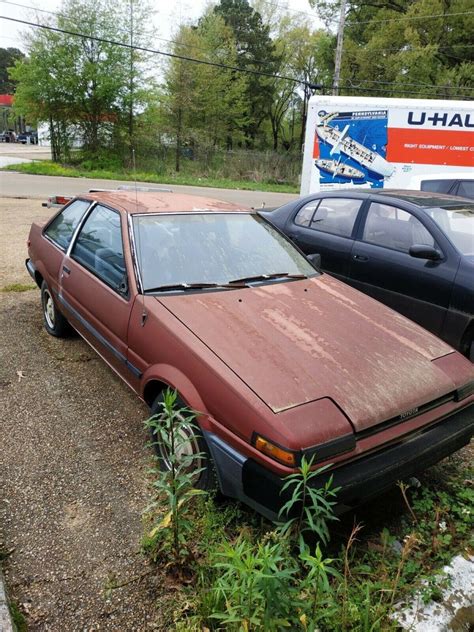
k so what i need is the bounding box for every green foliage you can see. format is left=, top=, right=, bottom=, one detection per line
left=11, top=0, right=157, bottom=161
left=1, top=283, right=36, bottom=293
left=311, top=0, right=474, bottom=98
left=278, top=457, right=340, bottom=547
left=0, top=47, right=24, bottom=94
left=143, top=415, right=472, bottom=631
left=143, top=389, right=206, bottom=565
left=1, top=159, right=299, bottom=192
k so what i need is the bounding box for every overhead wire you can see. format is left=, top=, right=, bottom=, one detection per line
left=0, top=13, right=472, bottom=100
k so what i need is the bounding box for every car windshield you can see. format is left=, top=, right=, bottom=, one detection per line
left=426, top=205, right=474, bottom=256
left=132, top=212, right=317, bottom=291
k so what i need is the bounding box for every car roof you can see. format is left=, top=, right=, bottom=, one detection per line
left=298, top=188, right=473, bottom=210
left=368, top=189, right=474, bottom=208
left=81, top=191, right=250, bottom=214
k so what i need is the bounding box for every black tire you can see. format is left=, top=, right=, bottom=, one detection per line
left=149, top=391, right=217, bottom=491
left=41, top=281, right=71, bottom=337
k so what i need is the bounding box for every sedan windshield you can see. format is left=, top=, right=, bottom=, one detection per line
left=132, top=213, right=317, bottom=291
left=427, top=205, right=474, bottom=256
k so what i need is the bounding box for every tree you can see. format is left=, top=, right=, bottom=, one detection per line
left=10, top=0, right=156, bottom=161
left=214, top=0, right=280, bottom=146
left=0, top=47, right=24, bottom=93
left=308, top=0, right=474, bottom=99
left=161, top=14, right=248, bottom=169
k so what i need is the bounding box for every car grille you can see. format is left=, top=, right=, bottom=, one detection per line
left=356, top=391, right=455, bottom=440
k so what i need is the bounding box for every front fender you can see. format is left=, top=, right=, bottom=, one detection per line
left=141, top=364, right=212, bottom=429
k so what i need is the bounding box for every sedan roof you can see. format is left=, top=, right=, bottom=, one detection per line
left=370, top=189, right=474, bottom=209
left=81, top=191, right=250, bottom=214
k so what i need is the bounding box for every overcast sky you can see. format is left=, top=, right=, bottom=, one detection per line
left=0, top=0, right=324, bottom=54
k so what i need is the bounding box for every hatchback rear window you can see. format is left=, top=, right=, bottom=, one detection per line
left=44, top=199, right=90, bottom=250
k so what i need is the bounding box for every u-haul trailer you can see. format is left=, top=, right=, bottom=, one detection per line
left=300, top=96, right=474, bottom=195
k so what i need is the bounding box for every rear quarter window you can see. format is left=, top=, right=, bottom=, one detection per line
left=44, top=199, right=91, bottom=250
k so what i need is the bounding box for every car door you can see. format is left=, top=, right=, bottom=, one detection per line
left=285, top=197, right=364, bottom=281
left=58, top=203, right=136, bottom=386
left=348, top=201, right=458, bottom=336
left=41, top=199, right=92, bottom=293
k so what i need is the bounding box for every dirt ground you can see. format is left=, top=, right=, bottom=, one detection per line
left=0, top=199, right=165, bottom=629
left=0, top=198, right=472, bottom=630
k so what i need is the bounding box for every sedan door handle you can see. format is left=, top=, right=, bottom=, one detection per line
left=62, top=265, right=71, bottom=275
left=353, top=254, right=369, bottom=262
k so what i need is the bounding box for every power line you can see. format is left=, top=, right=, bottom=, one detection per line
left=0, top=13, right=472, bottom=101
left=339, top=83, right=472, bottom=99
left=346, top=78, right=474, bottom=92
left=0, top=14, right=307, bottom=85
left=253, top=0, right=474, bottom=27
left=0, top=0, right=273, bottom=67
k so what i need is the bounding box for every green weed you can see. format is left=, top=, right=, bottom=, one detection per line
left=1, top=283, right=36, bottom=293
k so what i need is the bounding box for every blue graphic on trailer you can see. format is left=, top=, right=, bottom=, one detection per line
left=315, top=109, right=394, bottom=188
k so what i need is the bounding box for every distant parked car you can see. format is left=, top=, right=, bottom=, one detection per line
left=25, top=191, right=474, bottom=520
left=16, top=132, right=38, bottom=144
left=261, top=190, right=474, bottom=359
left=0, top=130, right=15, bottom=142
left=407, top=173, right=474, bottom=200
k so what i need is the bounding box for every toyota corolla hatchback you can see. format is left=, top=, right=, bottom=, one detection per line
left=26, top=191, right=474, bottom=519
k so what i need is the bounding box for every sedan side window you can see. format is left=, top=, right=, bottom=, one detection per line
left=457, top=181, right=474, bottom=199
left=363, top=203, right=434, bottom=252
left=44, top=199, right=90, bottom=250
left=294, top=202, right=318, bottom=227
left=71, top=205, right=127, bottom=293
left=310, top=198, right=362, bottom=237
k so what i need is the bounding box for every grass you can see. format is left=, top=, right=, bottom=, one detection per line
left=142, top=447, right=473, bottom=630
left=1, top=161, right=299, bottom=194
left=9, top=601, right=28, bottom=632
left=1, top=283, right=36, bottom=293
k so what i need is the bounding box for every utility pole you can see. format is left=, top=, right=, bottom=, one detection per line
left=332, top=0, right=347, bottom=96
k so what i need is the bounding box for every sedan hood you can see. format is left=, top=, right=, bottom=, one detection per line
left=157, top=275, right=458, bottom=431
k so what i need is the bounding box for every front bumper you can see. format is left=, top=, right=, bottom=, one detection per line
left=205, top=403, right=474, bottom=521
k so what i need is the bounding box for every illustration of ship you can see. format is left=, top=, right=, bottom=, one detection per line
left=316, top=113, right=394, bottom=178
left=315, top=158, right=365, bottom=181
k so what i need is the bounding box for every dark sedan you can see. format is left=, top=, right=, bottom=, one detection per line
left=261, top=190, right=474, bottom=360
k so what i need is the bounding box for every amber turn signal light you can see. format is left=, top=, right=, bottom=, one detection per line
left=255, top=435, right=297, bottom=467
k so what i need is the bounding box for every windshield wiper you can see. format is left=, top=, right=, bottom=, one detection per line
left=227, top=272, right=308, bottom=285
left=145, top=282, right=224, bottom=293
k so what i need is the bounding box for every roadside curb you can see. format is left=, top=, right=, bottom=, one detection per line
left=0, top=567, right=14, bottom=632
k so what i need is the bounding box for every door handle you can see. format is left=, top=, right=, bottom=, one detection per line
left=353, top=254, right=369, bottom=262
left=62, top=265, right=71, bottom=275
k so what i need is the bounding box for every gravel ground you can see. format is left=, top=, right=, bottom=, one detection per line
left=0, top=197, right=472, bottom=630
left=0, top=198, right=165, bottom=629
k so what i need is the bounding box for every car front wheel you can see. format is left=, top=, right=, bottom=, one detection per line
left=41, top=281, right=70, bottom=337
left=149, top=392, right=217, bottom=491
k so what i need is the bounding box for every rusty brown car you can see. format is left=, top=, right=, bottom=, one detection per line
left=26, top=191, right=474, bottom=519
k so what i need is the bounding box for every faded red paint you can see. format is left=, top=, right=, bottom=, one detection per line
left=27, top=191, right=474, bottom=485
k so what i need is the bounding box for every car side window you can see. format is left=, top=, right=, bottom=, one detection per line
left=71, top=205, right=127, bottom=293
left=363, top=203, right=434, bottom=252
left=309, top=198, right=362, bottom=237
left=457, top=181, right=474, bottom=199
left=420, top=180, right=453, bottom=194
left=294, top=202, right=318, bottom=227
left=44, top=199, right=90, bottom=250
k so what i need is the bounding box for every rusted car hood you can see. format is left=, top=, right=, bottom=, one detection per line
left=158, top=275, right=458, bottom=430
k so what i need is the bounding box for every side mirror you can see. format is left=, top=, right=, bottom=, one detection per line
left=307, top=253, right=322, bottom=269
left=117, top=275, right=129, bottom=296
left=409, top=245, right=442, bottom=261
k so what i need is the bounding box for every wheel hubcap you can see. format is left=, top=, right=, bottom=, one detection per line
left=44, top=292, right=55, bottom=328
left=158, top=416, right=203, bottom=481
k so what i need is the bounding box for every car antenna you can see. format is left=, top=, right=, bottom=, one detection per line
left=132, top=147, right=147, bottom=326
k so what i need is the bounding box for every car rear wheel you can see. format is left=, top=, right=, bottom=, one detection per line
left=149, top=392, right=216, bottom=491
left=41, top=281, right=70, bottom=337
